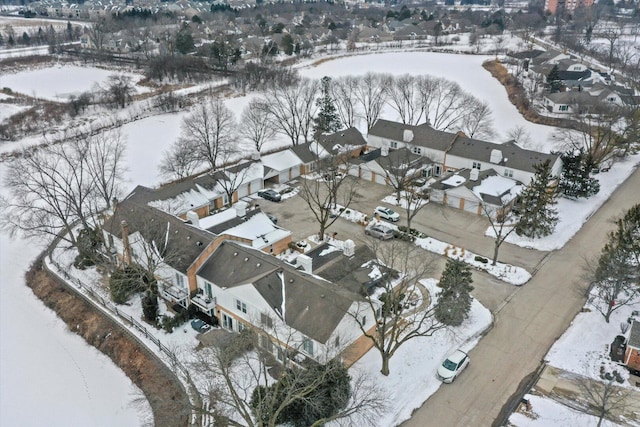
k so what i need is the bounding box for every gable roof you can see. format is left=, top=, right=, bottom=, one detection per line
left=290, top=142, right=321, bottom=164
left=104, top=196, right=215, bottom=274
left=369, top=119, right=455, bottom=152
left=317, top=127, right=367, bottom=153
left=448, top=137, right=558, bottom=174
left=197, top=241, right=365, bottom=343
left=261, top=150, right=302, bottom=172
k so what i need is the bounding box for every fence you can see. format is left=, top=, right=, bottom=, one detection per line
left=44, top=257, right=190, bottom=379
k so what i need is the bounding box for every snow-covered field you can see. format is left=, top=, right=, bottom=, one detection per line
left=0, top=65, right=149, bottom=100
left=509, top=394, right=618, bottom=427
left=0, top=219, right=148, bottom=426
left=0, top=102, right=28, bottom=122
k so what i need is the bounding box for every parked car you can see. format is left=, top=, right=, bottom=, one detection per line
left=267, top=213, right=278, bottom=224
left=437, top=349, right=470, bottom=383
left=364, top=224, right=394, bottom=240
left=191, top=319, right=212, bottom=333
left=258, top=189, right=282, bottom=202
left=374, top=206, right=400, bottom=222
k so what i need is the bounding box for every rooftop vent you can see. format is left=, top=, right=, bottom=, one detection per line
left=244, top=257, right=249, bottom=262
left=469, top=168, right=479, bottom=181
left=403, top=129, right=414, bottom=143
left=490, top=149, right=503, bottom=164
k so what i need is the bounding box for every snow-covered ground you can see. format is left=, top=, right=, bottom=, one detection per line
left=487, top=153, right=640, bottom=251
left=0, top=65, right=150, bottom=100
left=509, top=394, right=618, bottom=427
left=0, top=218, right=148, bottom=426
left=0, top=102, right=28, bottom=122
left=545, top=297, right=639, bottom=386
left=353, top=278, right=492, bottom=426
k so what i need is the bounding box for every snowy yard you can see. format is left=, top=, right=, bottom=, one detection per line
left=509, top=394, right=618, bottom=427
left=487, top=153, right=640, bottom=251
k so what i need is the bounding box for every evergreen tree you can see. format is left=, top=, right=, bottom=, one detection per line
left=281, top=33, right=294, bottom=55
left=175, top=29, right=194, bottom=54
left=559, top=150, right=600, bottom=199
left=591, top=204, right=640, bottom=323
left=515, top=159, right=559, bottom=238
left=435, top=259, right=474, bottom=326
left=547, top=64, right=562, bottom=93
left=313, top=76, right=342, bottom=137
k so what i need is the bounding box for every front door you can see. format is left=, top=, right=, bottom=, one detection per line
left=222, top=313, right=233, bottom=331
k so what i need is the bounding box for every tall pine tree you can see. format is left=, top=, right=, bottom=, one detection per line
left=559, top=150, right=600, bottom=199
left=313, top=76, right=342, bottom=137
left=515, top=159, right=559, bottom=238
left=547, top=64, right=562, bottom=93
left=435, top=259, right=474, bottom=326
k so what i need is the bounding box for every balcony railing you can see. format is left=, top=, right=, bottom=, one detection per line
left=160, top=283, right=188, bottom=303
left=192, top=294, right=217, bottom=312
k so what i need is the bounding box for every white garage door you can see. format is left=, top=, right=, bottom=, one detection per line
left=373, top=172, right=387, bottom=185
left=446, top=194, right=461, bottom=209
left=463, top=199, right=479, bottom=214
left=279, top=171, right=289, bottom=183
left=237, top=185, right=249, bottom=198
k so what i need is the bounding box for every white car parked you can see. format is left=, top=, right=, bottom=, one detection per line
left=437, top=350, right=470, bottom=383
left=374, top=206, right=400, bottom=222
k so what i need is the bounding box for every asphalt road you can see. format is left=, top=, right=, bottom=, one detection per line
left=402, top=165, right=640, bottom=427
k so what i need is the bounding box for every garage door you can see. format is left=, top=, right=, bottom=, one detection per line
left=237, top=185, right=249, bottom=198
left=446, top=194, right=461, bottom=209
left=279, top=171, right=289, bottom=183
left=463, top=199, right=479, bottom=214
left=373, top=172, right=387, bottom=185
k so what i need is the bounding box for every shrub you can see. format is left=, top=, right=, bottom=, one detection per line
left=108, top=265, right=147, bottom=304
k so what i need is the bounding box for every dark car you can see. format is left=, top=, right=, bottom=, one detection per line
left=257, top=189, right=282, bottom=202
left=191, top=319, right=211, bottom=333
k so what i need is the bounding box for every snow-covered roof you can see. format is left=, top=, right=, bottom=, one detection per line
left=472, top=175, right=522, bottom=205
left=442, top=175, right=466, bottom=187
left=261, top=150, right=303, bottom=171
left=148, top=183, right=223, bottom=215
left=198, top=208, right=238, bottom=230
left=224, top=212, right=291, bottom=249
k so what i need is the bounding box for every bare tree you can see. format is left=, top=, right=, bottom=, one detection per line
left=158, top=137, right=201, bottom=180
left=353, top=73, right=390, bottom=131
left=482, top=200, right=519, bottom=266
left=387, top=74, right=424, bottom=125
left=190, top=328, right=386, bottom=427
left=1, top=132, right=126, bottom=245
left=298, top=154, right=359, bottom=241
left=595, top=22, right=623, bottom=71
left=331, top=75, right=359, bottom=128
left=87, top=18, right=108, bottom=51
left=378, top=149, right=429, bottom=230
left=261, top=78, right=319, bottom=146
left=104, top=74, right=135, bottom=109
left=217, top=160, right=259, bottom=208
left=460, top=98, right=495, bottom=139
left=349, top=241, right=443, bottom=376
left=576, top=373, right=633, bottom=427
left=171, top=97, right=237, bottom=173
left=239, top=99, right=277, bottom=152
left=420, top=78, right=473, bottom=131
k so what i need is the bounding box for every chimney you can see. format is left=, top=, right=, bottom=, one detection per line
left=120, top=220, right=132, bottom=267
left=490, top=149, right=503, bottom=164
left=186, top=210, right=200, bottom=228
left=381, top=146, right=389, bottom=157
left=234, top=200, right=248, bottom=217
left=343, top=239, right=355, bottom=257
left=402, top=129, right=414, bottom=143
left=251, top=151, right=261, bottom=161
left=469, top=168, right=479, bottom=181
left=297, top=254, right=313, bottom=274
left=112, top=197, right=118, bottom=211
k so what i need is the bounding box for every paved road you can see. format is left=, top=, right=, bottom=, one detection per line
left=402, top=165, right=640, bottom=427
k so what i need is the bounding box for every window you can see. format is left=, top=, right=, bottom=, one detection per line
left=222, top=193, right=229, bottom=206
left=310, top=162, right=316, bottom=172
left=277, top=347, right=285, bottom=362
left=390, top=141, right=398, bottom=149
left=361, top=315, right=367, bottom=326
left=504, top=168, right=514, bottom=178
left=238, top=322, right=246, bottom=332
left=411, top=146, right=422, bottom=155
left=559, top=105, right=569, bottom=112
left=205, top=282, right=212, bottom=299
left=260, top=312, right=273, bottom=328
left=472, top=162, right=482, bottom=170
left=174, top=273, right=185, bottom=287
left=302, top=337, right=314, bottom=356
left=434, top=165, right=442, bottom=176
left=236, top=299, right=247, bottom=314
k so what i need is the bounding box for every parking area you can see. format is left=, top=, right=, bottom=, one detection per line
left=254, top=177, right=522, bottom=312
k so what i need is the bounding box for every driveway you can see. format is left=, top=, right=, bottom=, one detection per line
left=401, top=166, right=640, bottom=426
